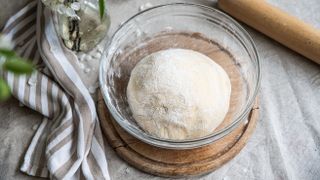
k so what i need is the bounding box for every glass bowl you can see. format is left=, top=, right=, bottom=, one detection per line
left=99, top=3, right=260, bottom=149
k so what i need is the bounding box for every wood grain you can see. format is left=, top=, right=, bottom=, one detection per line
left=98, top=94, right=259, bottom=177
left=218, top=0, right=320, bottom=64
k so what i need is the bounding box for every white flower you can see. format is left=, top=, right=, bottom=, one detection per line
left=41, top=0, right=81, bottom=20
left=0, top=34, right=14, bottom=50
left=71, top=2, right=81, bottom=11
left=56, top=4, right=80, bottom=20
left=65, top=7, right=80, bottom=20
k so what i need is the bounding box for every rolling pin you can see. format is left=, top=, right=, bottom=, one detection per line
left=218, top=0, right=320, bottom=64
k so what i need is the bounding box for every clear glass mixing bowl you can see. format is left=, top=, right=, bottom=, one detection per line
left=99, top=3, right=260, bottom=149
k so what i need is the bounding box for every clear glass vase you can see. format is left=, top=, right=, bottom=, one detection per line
left=57, top=0, right=110, bottom=52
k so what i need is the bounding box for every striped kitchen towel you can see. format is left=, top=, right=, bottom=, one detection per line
left=2, top=0, right=110, bottom=179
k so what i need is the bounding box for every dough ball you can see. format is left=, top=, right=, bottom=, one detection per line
left=127, top=48, right=231, bottom=140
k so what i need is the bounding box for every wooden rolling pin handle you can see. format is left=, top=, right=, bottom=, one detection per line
left=218, top=0, right=320, bottom=65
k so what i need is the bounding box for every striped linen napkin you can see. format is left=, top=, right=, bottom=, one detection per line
left=2, top=1, right=110, bottom=179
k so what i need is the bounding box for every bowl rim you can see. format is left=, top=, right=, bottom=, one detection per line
left=99, top=2, right=261, bottom=149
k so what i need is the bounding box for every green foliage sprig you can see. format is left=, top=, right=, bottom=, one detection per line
left=0, top=34, right=34, bottom=101
left=99, top=0, right=105, bottom=20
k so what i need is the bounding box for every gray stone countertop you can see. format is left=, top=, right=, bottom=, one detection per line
left=1, top=0, right=320, bottom=179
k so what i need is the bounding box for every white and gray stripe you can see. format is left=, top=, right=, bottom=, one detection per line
left=2, top=1, right=110, bottom=179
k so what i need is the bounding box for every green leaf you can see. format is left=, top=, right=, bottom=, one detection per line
left=3, top=58, right=34, bottom=75
left=0, top=78, right=10, bottom=101
left=99, top=0, right=105, bottom=20
left=0, top=48, right=16, bottom=58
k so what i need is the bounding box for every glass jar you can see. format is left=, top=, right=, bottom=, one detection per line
left=57, top=0, right=110, bottom=52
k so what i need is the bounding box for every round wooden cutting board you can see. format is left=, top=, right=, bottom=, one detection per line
left=97, top=93, right=259, bottom=178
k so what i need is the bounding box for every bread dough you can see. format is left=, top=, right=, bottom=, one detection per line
left=127, top=48, right=231, bottom=140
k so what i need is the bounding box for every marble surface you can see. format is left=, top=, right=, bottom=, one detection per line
left=1, top=0, right=320, bottom=179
